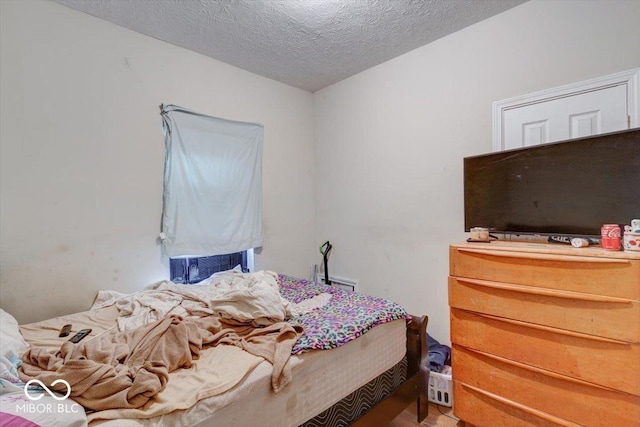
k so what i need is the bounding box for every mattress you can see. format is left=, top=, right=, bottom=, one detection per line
left=197, top=318, right=406, bottom=427
left=15, top=274, right=409, bottom=426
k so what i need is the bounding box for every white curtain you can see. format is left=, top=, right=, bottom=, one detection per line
left=160, top=104, right=263, bottom=258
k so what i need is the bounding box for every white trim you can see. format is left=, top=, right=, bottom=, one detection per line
left=247, top=248, right=255, bottom=272
left=315, top=273, right=359, bottom=292
left=492, top=68, right=640, bottom=151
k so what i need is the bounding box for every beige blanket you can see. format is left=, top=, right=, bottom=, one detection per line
left=20, top=314, right=303, bottom=414
left=92, top=270, right=331, bottom=331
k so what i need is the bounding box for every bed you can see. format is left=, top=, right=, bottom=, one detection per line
left=1, top=272, right=412, bottom=427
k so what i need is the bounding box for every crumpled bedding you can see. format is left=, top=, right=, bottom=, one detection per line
left=20, top=314, right=302, bottom=412
left=18, top=271, right=315, bottom=420
left=93, top=270, right=331, bottom=331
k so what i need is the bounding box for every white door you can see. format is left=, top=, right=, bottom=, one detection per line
left=493, top=69, right=639, bottom=151
left=502, top=85, right=628, bottom=149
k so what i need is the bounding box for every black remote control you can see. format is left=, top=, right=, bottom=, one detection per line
left=69, top=329, right=92, bottom=343
left=59, top=324, right=72, bottom=337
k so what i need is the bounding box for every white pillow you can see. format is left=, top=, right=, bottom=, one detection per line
left=0, top=309, right=28, bottom=359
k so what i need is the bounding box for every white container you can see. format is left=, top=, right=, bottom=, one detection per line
left=623, top=232, right=640, bottom=252
left=571, top=238, right=589, bottom=248
left=428, top=367, right=453, bottom=407
left=470, top=227, right=489, bottom=241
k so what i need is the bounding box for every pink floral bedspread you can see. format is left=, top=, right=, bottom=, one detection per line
left=278, top=275, right=410, bottom=354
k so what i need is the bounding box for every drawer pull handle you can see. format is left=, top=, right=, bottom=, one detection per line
left=466, top=310, right=630, bottom=345
left=461, top=346, right=626, bottom=391
left=460, top=382, right=582, bottom=427
left=457, top=247, right=631, bottom=264
left=456, top=277, right=632, bottom=304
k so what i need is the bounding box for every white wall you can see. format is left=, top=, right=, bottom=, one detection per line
left=2, top=0, right=639, bottom=340
left=0, top=0, right=316, bottom=324
left=313, top=0, right=640, bottom=343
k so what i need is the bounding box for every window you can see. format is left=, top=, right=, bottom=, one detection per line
left=159, top=104, right=263, bottom=278
left=169, top=252, right=249, bottom=284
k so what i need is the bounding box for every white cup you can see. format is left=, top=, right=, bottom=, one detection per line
left=623, top=232, right=640, bottom=252
left=631, top=219, right=640, bottom=233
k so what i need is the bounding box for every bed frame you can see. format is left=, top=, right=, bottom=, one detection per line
left=407, top=314, right=430, bottom=423
left=300, top=356, right=407, bottom=426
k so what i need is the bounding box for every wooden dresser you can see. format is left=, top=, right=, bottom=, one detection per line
left=448, top=241, right=640, bottom=427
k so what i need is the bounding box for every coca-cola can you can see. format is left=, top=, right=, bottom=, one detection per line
left=601, top=224, right=621, bottom=250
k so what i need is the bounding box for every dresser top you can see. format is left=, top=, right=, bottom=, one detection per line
left=452, top=240, right=640, bottom=261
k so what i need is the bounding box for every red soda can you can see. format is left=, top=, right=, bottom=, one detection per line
left=601, top=224, right=621, bottom=250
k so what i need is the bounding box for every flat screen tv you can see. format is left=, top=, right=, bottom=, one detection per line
left=464, top=128, right=640, bottom=238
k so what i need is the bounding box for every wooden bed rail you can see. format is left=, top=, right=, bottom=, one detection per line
left=406, top=314, right=429, bottom=422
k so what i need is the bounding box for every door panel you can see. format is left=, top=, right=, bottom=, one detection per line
left=502, top=84, right=627, bottom=150
left=493, top=68, right=640, bottom=151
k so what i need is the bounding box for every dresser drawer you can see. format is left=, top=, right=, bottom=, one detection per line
left=450, top=308, right=640, bottom=396
left=453, top=344, right=640, bottom=427
left=453, top=380, right=575, bottom=427
left=449, top=276, right=640, bottom=342
left=450, top=245, right=640, bottom=300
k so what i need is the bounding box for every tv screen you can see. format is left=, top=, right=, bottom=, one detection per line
left=464, top=128, right=640, bottom=238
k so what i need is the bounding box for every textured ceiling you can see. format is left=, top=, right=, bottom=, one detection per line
left=54, top=0, right=526, bottom=92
